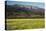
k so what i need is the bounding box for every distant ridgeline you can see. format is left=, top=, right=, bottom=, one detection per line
left=5, top=4, right=44, bottom=19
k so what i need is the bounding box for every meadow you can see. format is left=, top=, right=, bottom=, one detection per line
left=6, top=18, right=45, bottom=30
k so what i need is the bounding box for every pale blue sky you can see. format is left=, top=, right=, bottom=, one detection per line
left=7, top=1, right=32, bottom=5
left=6, top=0, right=44, bottom=2
left=6, top=1, right=44, bottom=8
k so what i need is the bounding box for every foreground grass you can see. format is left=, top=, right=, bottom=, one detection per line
left=6, top=19, right=45, bottom=30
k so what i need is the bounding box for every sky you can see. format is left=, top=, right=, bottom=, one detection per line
left=5, top=0, right=44, bottom=2
left=6, top=1, right=44, bottom=8
left=7, top=1, right=32, bottom=5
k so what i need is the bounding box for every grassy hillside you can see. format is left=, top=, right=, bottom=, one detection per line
left=6, top=19, right=45, bottom=30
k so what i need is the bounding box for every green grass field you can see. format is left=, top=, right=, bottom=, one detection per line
left=6, top=19, right=45, bottom=30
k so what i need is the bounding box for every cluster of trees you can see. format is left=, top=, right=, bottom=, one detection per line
left=5, top=4, right=44, bottom=18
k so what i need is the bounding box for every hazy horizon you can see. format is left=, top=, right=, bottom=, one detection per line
left=6, top=1, right=44, bottom=8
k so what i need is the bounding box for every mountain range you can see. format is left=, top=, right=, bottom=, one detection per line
left=5, top=4, right=44, bottom=18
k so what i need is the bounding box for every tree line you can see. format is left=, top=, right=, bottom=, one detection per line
left=5, top=4, right=44, bottom=19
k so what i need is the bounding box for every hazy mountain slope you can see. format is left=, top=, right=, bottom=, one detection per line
left=6, top=4, right=44, bottom=18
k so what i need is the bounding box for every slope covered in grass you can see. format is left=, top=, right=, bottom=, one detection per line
left=6, top=19, right=45, bottom=30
